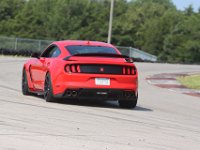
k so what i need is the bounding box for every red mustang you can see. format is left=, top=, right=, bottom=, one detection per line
left=22, top=40, right=138, bottom=108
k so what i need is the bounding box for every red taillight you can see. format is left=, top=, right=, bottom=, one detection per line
left=65, top=64, right=81, bottom=73
left=123, top=67, right=126, bottom=74
left=71, top=65, right=76, bottom=73
left=131, top=67, right=136, bottom=75
left=123, top=66, right=136, bottom=75
left=77, top=65, right=81, bottom=73
left=65, top=65, right=70, bottom=72
left=127, top=67, right=130, bottom=75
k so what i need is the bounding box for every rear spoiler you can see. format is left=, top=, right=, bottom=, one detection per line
left=63, top=53, right=134, bottom=62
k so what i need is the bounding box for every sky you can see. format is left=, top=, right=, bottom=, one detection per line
left=171, top=0, right=200, bottom=11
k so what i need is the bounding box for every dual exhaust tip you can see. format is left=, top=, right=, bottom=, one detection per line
left=66, top=90, right=78, bottom=97
left=124, top=91, right=134, bottom=98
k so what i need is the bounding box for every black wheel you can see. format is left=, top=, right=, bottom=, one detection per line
left=22, top=69, right=30, bottom=95
left=44, top=73, right=55, bottom=102
left=118, top=93, right=138, bottom=109
left=118, top=100, right=137, bottom=109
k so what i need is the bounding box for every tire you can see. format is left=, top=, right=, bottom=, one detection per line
left=118, top=93, right=138, bottom=109
left=44, top=73, right=55, bottom=102
left=118, top=100, right=137, bottom=109
left=22, top=69, right=31, bottom=95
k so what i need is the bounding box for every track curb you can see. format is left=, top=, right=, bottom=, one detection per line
left=146, top=72, right=200, bottom=98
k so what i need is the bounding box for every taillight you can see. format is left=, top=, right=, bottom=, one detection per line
left=77, top=65, right=81, bottom=73
left=71, top=65, right=76, bottom=73
left=123, top=66, right=136, bottom=75
left=65, top=65, right=70, bottom=72
left=127, top=68, right=130, bottom=75
left=65, top=64, right=81, bottom=73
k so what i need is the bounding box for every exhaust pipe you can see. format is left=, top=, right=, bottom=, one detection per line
left=66, top=90, right=72, bottom=97
left=124, top=92, right=132, bottom=98
left=72, top=91, right=77, bottom=97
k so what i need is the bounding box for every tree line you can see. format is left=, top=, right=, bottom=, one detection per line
left=0, top=0, right=199, bottom=63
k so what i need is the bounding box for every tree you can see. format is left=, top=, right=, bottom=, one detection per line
left=0, top=0, right=199, bottom=63
left=163, top=13, right=200, bottom=63
left=0, top=0, right=25, bottom=35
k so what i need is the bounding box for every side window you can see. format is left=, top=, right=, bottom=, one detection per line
left=41, top=45, right=61, bottom=58
left=51, top=47, right=61, bottom=58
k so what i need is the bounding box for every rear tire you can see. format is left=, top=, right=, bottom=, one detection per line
left=22, top=69, right=30, bottom=95
left=118, top=93, right=138, bottom=109
left=118, top=100, right=137, bottom=109
left=44, top=73, right=55, bottom=102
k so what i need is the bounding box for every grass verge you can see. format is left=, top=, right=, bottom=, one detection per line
left=177, top=74, right=200, bottom=90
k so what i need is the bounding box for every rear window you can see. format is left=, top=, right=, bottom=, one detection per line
left=65, top=46, right=118, bottom=55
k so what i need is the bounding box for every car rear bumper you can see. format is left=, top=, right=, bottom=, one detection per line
left=54, top=88, right=137, bottom=101
left=52, top=73, right=138, bottom=96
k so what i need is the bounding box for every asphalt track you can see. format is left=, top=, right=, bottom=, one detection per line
left=0, top=56, right=200, bottom=150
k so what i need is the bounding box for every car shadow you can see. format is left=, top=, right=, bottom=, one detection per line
left=59, top=98, right=153, bottom=111
left=134, top=106, right=152, bottom=111
left=31, top=94, right=152, bottom=111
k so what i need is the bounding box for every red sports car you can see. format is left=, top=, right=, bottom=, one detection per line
left=22, top=40, right=138, bottom=108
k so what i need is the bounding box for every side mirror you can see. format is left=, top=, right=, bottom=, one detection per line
left=31, top=52, right=40, bottom=58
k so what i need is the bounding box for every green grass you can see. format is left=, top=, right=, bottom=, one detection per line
left=177, top=74, right=200, bottom=90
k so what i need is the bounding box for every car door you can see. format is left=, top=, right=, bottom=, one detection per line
left=30, top=45, right=61, bottom=90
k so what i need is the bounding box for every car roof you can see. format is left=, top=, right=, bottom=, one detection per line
left=52, top=40, right=115, bottom=48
